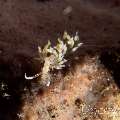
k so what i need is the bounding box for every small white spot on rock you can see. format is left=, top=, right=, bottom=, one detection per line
left=63, top=6, right=72, bottom=15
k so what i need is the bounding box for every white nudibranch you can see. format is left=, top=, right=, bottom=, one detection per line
left=25, top=31, right=83, bottom=86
